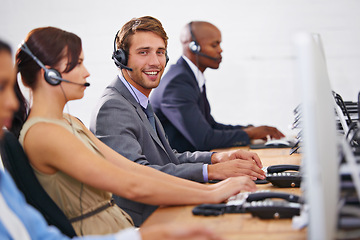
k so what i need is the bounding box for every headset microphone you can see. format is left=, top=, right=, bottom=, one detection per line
left=194, top=52, right=220, bottom=61
left=19, top=41, right=90, bottom=87
left=48, top=74, right=91, bottom=87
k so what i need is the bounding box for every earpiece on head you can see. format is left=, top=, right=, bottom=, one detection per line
left=44, top=68, right=62, bottom=86
left=112, top=48, right=128, bottom=68
left=165, top=51, right=170, bottom=66
left=189, top=41, right=200, bottom=53
left=112, top=30, right=133, bottom=71
left=20, top=41, right=63, bottom=86
left=188, top=22, right=201, bottom=54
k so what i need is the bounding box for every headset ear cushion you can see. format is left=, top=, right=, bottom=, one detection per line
left=165, top=52, right=169, bottom=66
left=44, top=68, right=62, bottom=86
left=112, top=49, right=127, bottom=68
left=189, top=41, right=200, bottom=53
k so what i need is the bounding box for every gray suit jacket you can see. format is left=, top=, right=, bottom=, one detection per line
left=90, top=77, right=212, bottom=226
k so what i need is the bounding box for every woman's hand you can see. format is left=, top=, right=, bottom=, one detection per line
left=206, top=176, right=256, bottom=204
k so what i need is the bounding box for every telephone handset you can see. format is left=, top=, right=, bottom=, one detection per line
left=244, top=191, right=300, bottom=203
left=243, top=200, right=302, bottom=219
left=263, top=164, right=302, bottom=188
left=193, top=190, right=302, bottom=219
left=265, top=164, right=300, bottom=173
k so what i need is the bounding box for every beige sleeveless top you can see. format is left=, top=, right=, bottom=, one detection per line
left=19, top=115, right=134, bottom=236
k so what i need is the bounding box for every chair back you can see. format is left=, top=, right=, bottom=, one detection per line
left=0, top=130, right=77, bottom=237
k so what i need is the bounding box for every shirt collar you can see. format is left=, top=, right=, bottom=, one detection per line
left=182, top=55, right=206, bottom=92
left=118, top=73, right=149, bottom=109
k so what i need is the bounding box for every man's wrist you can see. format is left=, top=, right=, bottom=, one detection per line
left=210, top=152, right=218, bottom=164
left=207, top=164, right=217, bottom=180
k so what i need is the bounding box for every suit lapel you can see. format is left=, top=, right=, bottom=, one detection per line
left=154, top=115, right=174, bottom=154
left=178, top=57, right=199, bottom=87
left=114, top=78, right=168, bottom=153
left=135, top=106, right=165, bottom=150
left=179, top=58, right=207, bottom=115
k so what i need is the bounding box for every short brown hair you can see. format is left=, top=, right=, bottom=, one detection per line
left=116, top=16, right=168, bottom=54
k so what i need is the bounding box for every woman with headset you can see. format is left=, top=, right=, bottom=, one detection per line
left=13, top=27, right=256, bottom=236
left=0, top=38, right=228, bottom=240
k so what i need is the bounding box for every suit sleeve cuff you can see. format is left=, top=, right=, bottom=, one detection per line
left=202, top=164, right=209, bottom=182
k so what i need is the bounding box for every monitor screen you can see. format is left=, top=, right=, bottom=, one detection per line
left=294, top=32, right=339, bottom=240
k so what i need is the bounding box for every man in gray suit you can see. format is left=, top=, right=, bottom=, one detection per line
left=90, top=16, right=265, bottom=227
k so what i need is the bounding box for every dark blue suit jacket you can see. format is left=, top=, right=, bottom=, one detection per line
left=151, top=57, right=250, bottom=152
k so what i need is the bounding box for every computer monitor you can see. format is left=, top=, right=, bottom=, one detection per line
left=312, top=34, right=350, bottom=134
left=294, top=32, right=339, bottom=240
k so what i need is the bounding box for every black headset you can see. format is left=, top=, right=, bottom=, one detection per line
left=188, top=21, right=201, bottom=53
left=112, top=30, right=169, bottom=71
left=19, top=41, right=89, bottom=87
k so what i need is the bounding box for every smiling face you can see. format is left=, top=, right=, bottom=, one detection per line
left=0, top=51, right=19, bottom=137
left=122, top=31, right=167, bottom=97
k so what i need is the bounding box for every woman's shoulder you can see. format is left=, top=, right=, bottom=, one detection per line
left=22, top=116, right=65, bottom=132
left=19, top=116, right=69, bottom=144
left=63, top=113, right=87, bottom=131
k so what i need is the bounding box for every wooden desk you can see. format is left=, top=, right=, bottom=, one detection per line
left=142, top=147, right=306, bottom=239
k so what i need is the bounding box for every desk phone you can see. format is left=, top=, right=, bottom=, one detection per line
left=244, top=200, right=301, bottom=219
left=193, top=190, right=302, bottom=219
left=264, top=164, right=302, bottom=188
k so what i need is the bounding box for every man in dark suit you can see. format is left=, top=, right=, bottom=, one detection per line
left=90, top=16, right=265, bottom=226
left=151, top=21, right=285, bottom=152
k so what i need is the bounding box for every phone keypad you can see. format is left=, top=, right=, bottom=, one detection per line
left=266, top=172, right=300, bottom=177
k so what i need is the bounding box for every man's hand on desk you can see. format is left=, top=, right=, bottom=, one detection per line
left=208, top=159, right=265, bottom=181
left=210, top=150, right=265, bottom=180
left=243, top=125, right=285, bottom=140
left=211, top=149, right=262, bottom=167
left=139, top=223, right=225, bottom=240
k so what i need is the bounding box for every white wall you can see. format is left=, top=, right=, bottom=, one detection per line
left=1, top=0, right=359, bottom=136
